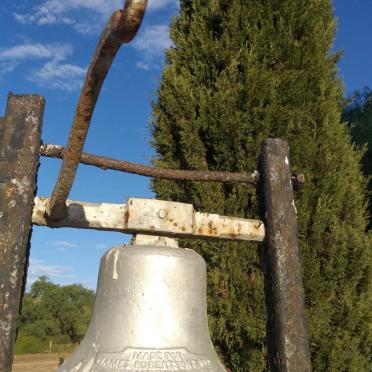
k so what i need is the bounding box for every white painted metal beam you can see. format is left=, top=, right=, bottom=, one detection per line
left=32, top=197, right=265, bottom=242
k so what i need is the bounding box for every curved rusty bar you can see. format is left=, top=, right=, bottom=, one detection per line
left=49, top=0, right=148, bottom=219
left=111, top=0, right=149, bottom=43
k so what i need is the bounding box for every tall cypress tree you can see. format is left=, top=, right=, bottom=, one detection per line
left=343, top=88, right=372, bottom=226
left=151, top=1, right=371, bottom=370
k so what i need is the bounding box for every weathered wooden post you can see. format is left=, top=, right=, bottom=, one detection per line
left=0, top=94, right=45, bottom=372
left=259, top=138, right=312, bottom=371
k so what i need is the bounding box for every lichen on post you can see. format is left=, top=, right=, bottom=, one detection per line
left=0, top=93, right=45, bottom=372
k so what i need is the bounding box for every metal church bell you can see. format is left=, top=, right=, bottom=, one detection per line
left=59, top=235, right=226, bottom=372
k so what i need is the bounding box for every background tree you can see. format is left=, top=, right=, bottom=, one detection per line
left=151, top=0, right=371, bottom=370
left=16, top=277, right=95, bottom=353
left=343, top=88, right=372, bottom=225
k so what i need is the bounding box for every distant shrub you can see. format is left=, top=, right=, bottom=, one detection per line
left=17, top=276, right=95, bottom=348
left=15, top=333, right=77, bottom=354
left=50, top=334, right=70, bottom=345
left=14, top=334, right=48, bottom=354
left=51, top=343, right=76, bottom=353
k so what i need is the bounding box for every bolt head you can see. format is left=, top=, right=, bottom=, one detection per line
left=158, top=209, right=168, bottom=219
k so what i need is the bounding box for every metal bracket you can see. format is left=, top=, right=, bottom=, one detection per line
left=32, top=197, right=265, bottom=242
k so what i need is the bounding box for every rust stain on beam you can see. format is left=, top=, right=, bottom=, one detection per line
left=194, top=212, right=264, bottom=242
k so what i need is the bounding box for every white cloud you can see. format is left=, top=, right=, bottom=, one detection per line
left=136, top=60, right=150, bottom=70
left=0, top=43, right=72, bottom=62
left=29, top=258, right=73, bottom=277
left=13, top=0, right=177, bottom=34
left=13, top=0, right=107, bottom=34
left=0, top=42, right=86, bottom=90
left=0, top=61, right=18, bottom=79
left=27, top=258, right=75, bottom=289
left=30, top=61, right=86, bottom=91
left=148, top=0, right=178, bottom=10
left=132, top=24, right=172, bottom=69
left=50, top=241, right=79, bottom=248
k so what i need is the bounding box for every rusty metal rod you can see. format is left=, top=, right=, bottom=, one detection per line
left=41, top=144, right=305, bottom=187
left=49, top=0, right=148, bottom=219
left=41, top=144, right=259, bottom=184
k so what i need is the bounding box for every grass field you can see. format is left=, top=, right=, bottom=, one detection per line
left=12, top=353, right=70, bottom=372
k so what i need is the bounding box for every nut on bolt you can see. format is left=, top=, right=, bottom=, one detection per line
left=158, top=209, right=168, bottom=219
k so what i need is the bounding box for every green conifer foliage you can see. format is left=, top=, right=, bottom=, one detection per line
left=151, top=1, right=371, bottom=370
left=343, top=88, right=372, bottom=226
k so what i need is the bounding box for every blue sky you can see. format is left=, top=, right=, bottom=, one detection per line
left=0, top=0, right=371, bottom=290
